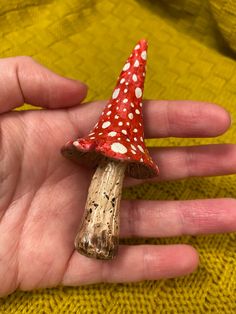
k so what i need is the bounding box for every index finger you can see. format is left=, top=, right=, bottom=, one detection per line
left=70, top=100, right=231, bottom=138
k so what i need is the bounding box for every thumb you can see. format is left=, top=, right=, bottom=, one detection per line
left=0, top=56, right=88, bottom=113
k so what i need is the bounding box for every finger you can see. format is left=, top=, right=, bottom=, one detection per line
left=62, top=244, right=198, bottom=285
left=126, top=144, right=236, bottom=184
left=120, top=198, right=236, bottom=238
left=69, top=100, right=230, bottom=138
left=0, top=56, right=88, bottom=113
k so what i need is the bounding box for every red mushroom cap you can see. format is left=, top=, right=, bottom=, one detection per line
left=62, top=39, right=159, bottom=179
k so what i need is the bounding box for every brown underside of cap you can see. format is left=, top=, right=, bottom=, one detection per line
left=61, top=145, right=158, bottom=179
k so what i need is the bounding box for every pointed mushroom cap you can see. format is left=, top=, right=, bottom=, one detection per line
left=62, top=39, right=159, bottom=179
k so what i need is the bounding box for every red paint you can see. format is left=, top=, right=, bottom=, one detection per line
left=62, top=39, right=159, bottom=178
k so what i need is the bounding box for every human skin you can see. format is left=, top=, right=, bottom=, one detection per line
left=0, top=57, right=236, bottom=297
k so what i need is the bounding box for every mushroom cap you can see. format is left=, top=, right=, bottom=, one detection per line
left=62, top=39, right=159, bottom=179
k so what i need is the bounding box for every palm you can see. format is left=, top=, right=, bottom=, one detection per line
left=0, top=57, right=236, bottom=297
left=0, top=108, right=94, bottom=293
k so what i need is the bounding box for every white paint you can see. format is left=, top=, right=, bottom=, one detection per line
left=126, top=138, right=131, bottom=142
left=131, top=150, right=136, bottom=154
left=122, top=130, right=127, bottom=135
left=123, top=62, right=130, bottom=71
left=108, top=131, right=117, bottom=137
left=138, top=145, right=145, bottom=153
left=123, top=108, right=127, bottom=112
left=120, top=78, right=125, bottom=84
left=135, top=44, right=140, bottom=50
left=118, top=121, right=123, bottom=126
left=125, top=82, right=129, bottom=85
left=131, top=144, right=136, bottom=150
left=132, top=74, right=137, bottom=82
left=134, top=137, right=137, bottom=141
left=111, top=143, right=127, bottom=154
left=107, top=104, right=112, bottom=108
left=140, top=102, right=143, bottom=107
left=123, top=98, right=128, bottom=103
left=102, top=121, right=111, bottom=129
left=133, top=129, right=138, bottom=133
left=115, top=115, right=119, bottom=119
left=140, top=158, right=144, bottom=162
left=131, top=102, right=134, bottom=108
left=135, top=87, right=142, bottom=98
left=124, top=89, right=128, bottom=93
left=126, top=122, right=130, bottom=126
left=141, top=50, right=147, bottom=60
left=135, top=109, right=140, bottom=115
left=99, top=132, right=103, bottom=135
left=134, top=60, right=139, bottom=67
left=107, top=111, right=112, bottom=116
left=140, top=136, right=143, bottom=141
left=112, top=88, right=120, bottom=99
left=128, top=113, right=133, bottom=120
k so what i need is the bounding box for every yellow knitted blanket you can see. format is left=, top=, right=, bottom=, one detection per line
left=0, top=0, right=236, bottom=312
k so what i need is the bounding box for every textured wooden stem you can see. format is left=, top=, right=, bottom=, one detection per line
left=75, top=159, right=126, bottom=260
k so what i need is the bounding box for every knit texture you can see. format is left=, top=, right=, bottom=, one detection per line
left=0, top=0, right=236, bottom=312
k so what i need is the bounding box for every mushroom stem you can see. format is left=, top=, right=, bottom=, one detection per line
left=75, top=159, right=126, bottom=259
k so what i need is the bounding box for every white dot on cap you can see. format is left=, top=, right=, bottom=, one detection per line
left=141, top=50, right=147, bottom=60
left=118, top=121, right=123, bottom=126
left=128, top=113, right=133, bottom=120
left=123, top=63, right=130, bottom=71
left=140, top=136, right=143, bottom=141
left=111, top=143, right=127, bottom=154
left=134, top=137, right=137, bottom=141
left=140, top=158, right=144, bottom=162
left=102, top=121, right=111, bottom=129
left=131, top=144, right=136, bottom=150
left=73, top=141, right=79, bottom=146
left=138, top=145, right=145, bottom=153
left=132, top=74, right=137, bottom=82
left=124, top=89, right=128, bottom=93
left=131, top=150, right=136, bottom=154
left=112, top=88, right=120, bottom=99
left=135, top=44, right=140, bottom=50
left=126, top=122, right=130, bottom=126
left=115, top=115, right=119, bottom=119
left=134, top=60, right=139, bottom=67
left=108, top=131, right=117, bottom=137
left=120, top=78, right=125, bottom=84
left=107, top=111, right=112, bottom=116
left=131, top=102, right=134, bottom=108
left=125, top=82, right=129, bottom=85
left=123, top=98, right=128, bottom=103
left=99, top=132, right=103, bottom=135
left=140, top=103, right=143, bottom=107
left=135, top=109, right=140, bottom=115
left=107, top=104, right=112, bottom=108
left=135, top=87, right=142, bottom=98
left=122, top=130, right=127, bottom=135
left=133, top=129, right=138, bottom=133
left=123, top=108, right=127, bottom=112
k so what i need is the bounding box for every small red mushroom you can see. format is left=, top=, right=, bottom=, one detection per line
left=62, top=39, right=159, bottom=259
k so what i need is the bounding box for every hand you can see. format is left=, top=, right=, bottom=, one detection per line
left=0, top=57, right=235, bottom=297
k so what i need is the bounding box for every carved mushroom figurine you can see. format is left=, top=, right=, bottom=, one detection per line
left=61, top=39, right=159, bottom=259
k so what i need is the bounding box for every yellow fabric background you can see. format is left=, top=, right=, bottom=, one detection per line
left=0, top=0, right=236, bottom=312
